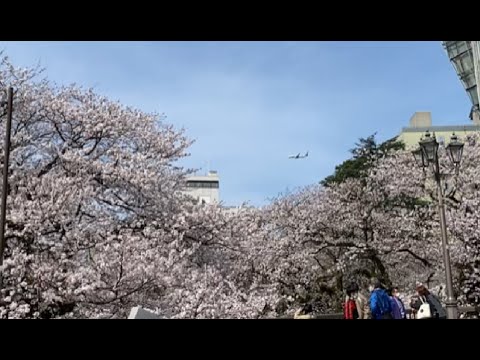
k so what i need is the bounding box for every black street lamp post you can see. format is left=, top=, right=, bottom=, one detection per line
left=412, top=130, right=464, bottom=319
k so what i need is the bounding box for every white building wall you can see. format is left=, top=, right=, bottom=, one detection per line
left=183, top=171, right=220, bottom=204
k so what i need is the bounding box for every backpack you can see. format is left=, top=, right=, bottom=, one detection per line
left=375, top=289, right=393, bottom=319
left=344, top=298, right=359, bottom=319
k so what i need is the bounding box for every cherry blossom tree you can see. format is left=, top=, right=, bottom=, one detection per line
left=2, top=51, right=480, bottom=319
left=0, top=53, right=280, bottom=319
left=442, top=134, right=480, bottom=305
left=267, top=132, right=480, bottom=311
left=262, top=137, right=445, bottom=313
left=0, top=53, right=197, bottom=318
left=368, top=133, right=480, bottom=307
left=162, top=204, right=280, bottom=318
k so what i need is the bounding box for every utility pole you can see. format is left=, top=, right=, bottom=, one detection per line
left=0, top=87, right=13, bottom=290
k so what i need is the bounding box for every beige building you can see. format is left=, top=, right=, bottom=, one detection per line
left=397, top=112, right=480, bottom=149
left=184, top=171, right=220, bottom=204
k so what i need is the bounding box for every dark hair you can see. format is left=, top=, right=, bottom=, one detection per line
left=346, top=282, right=359, bottom=296
left=374, top=279, right=384, bottom=290
left=387, top=288, right=394, bottom=296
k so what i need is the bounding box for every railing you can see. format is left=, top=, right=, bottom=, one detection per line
left=282, top=306, right=480, bottom=319
left=314, top=313, right=343, bottom=319
left=278, top=313, right=343, bottom=319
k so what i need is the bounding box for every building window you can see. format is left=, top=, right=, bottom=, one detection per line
left=186, top=181, right=219, bottom=189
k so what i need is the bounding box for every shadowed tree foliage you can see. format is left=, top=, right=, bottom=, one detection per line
left=321, top=133, right=405, bottom=187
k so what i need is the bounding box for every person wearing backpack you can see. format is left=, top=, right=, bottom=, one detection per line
left=410, top=283, right=446, bottom=319
left=369, top=280, right=393, bottom=319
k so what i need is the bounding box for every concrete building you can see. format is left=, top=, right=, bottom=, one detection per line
left=184, top=171, right=220, bottom=204
left=397, top=112, right=479, bottom=149
left=443, top=41, right=480, bottom=123
left=182, top=171, right=254, bottom=214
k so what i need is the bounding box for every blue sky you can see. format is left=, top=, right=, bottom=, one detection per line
left=0, top=41, right=472, bottom=206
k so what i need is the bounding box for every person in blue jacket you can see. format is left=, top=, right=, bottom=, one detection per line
left=369, top=280, right=393, bottom=319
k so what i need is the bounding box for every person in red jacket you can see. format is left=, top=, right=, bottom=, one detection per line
left=344, top=282, right=369, bottom=319
left=344, top=295, right=358, bottom=319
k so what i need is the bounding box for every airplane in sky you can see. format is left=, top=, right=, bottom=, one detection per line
left=288, top=151, right=309, bottom=159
